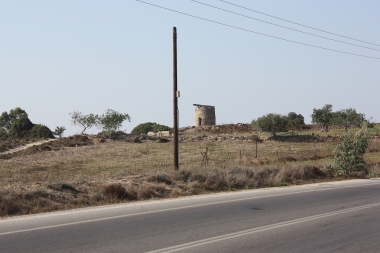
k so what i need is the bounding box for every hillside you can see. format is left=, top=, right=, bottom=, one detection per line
left=0, top=123, right=379, bottom=217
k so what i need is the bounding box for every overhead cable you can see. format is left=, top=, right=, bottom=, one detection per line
left=136, top=0, right=380, bottom=59
left=218, top=0, right=380, bottom=47
left=191, top=0, right=380, bottom=52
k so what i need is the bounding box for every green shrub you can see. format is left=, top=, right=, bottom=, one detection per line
left=333, top=125, right=369, bottom=175
left=130, top=122, right=171, bottom=135
left=29, top=124, right=54, bottom=139
left=53, top=126, right=66, bottom=138
left=98, top=130, right=127, bottom=140
left=251, top=113, right=288, bottom=136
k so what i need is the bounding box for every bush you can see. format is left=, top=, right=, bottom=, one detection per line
left=102, top=184, right=127, bottom=200
left=252, top=113, right=288, bottom=136
left=29, top=124, right=54, bottom=139
left=98, top=130, right=127, bottom=140
left=147, top=173, right=173, bottom=185
left=53, top=126, right=66, bottom=138
left=287, top=112, right=305, bottom=130
left=130, top=122, right=171, bottom=135
left=333, top=125, right=369, bottom=175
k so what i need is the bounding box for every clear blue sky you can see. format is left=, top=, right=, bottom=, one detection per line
left=1, top=0, right=379, bottom=135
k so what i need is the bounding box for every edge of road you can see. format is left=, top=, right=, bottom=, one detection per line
left=1, top=178, right=380, bottom=231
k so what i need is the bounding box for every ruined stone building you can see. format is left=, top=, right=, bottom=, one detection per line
left=193, top=104, right=216, bottom=126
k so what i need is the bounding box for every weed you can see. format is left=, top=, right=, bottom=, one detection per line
left=267, top=181, right=288, bottom=187
left=102, top=184, right=127, bottom=200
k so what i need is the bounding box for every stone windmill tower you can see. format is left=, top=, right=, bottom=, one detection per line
left=193, top=104, right=216, bottom=126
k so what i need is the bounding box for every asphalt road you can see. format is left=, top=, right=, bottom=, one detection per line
left=1, top=179, right=380, bottom=253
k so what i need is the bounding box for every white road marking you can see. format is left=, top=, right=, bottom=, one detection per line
left=1, top=181, right=379, bottom=236
left=147, top=202, right=380, bottom=253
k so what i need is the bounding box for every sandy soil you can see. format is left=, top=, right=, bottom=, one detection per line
left=1, top=139, right=58, bottom=155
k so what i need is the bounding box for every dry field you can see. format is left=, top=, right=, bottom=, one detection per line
left=1, top=128, right=380, bottom=218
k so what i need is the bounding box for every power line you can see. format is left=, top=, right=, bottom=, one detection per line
left=191, top=0, right=380, bottom=52
left=219, top=0, right=380, bottom=47
left=135, top=0, right=380, bottom=60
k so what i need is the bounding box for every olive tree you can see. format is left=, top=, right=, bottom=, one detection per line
left=98, top=109, right=131, bottom=135
left=287, top=112, right=305, bottom=130
left=70, top=109, right=131, bottom=136
left=311, top=104, right=333, bottom=132
left=332, top=108, right=365, bottom=134
left=70, top=111, right=98, bottom=134
left=252, top=113, right=288, bottom=137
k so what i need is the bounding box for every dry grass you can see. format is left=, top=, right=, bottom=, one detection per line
left=0, top=165, right=331, bottom=217
left=1, top=133, right=379, bottom=218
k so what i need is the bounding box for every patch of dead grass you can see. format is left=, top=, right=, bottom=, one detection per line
left=1, top=137, right=379, bottom=218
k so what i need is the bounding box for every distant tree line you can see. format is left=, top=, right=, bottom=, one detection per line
left=1, top=104, right=372, bottom=141
left=69, top=111, right=172, bottom=137
left=0, top=107, right=56, bottom=140
left=70, top=109, right=131, bottom=137
left=311, top=104, right=368, bottom=133
left=252, top=104, right=370, bottom=136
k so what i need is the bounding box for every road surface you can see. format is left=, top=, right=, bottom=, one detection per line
left=1, top=179, right=380, bottom=252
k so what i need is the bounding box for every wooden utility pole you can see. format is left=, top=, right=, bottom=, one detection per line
left=173, top=27, right=179, bottom=170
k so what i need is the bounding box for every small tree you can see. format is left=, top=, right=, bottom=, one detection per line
left=53, top=126, right=66, bottom=138
left=252, top=113, right=288, bottom=137
left=70, top=111, right=98, bottom=134
left=287, top=112, right=305, bottom=130
left=311, top=104, right=333, bottom=132
left=98, top=109, right=131, bottom=135
left=332, top=108, right=365, bottom=134
left=333, top=124, right=369, bottom=175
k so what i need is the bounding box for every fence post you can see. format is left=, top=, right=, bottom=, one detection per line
left=255, top=140, right=258, bottom=158
left=315, top=151, right=317, bottom=165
